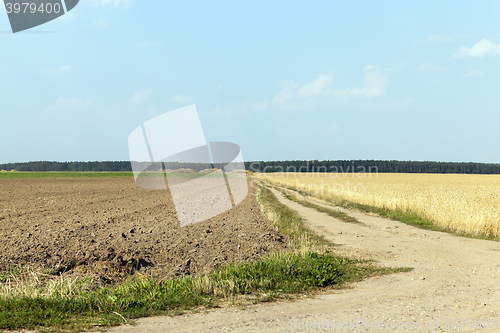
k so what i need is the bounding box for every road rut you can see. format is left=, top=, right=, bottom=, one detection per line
left=107, top=187, right=500, bottom=332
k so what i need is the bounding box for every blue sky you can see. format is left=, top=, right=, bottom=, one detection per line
left=1, top=0, right=499, bottom=164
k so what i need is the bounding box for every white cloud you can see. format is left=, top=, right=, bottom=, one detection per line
left=417, top=63, right=449, bottom=73
left=296, top=66, right=388, bottom=99
left=462, top=70, right=483, bottom=78
left=362, top=68, right=390, bottom=97
left=331, top=66, right=389, bottom=97
left=129, top=89, right=153, bottom=103
left=170, top=95, right=193, bottom=103
left=254, top=66, right=391, bottom=112
left=45, top=65, right=71, bottom=74
left=298, top=73, right=335, bottom=97
left=93, top=18, right=108, bottom=28
left=270, top=80, right=298, bottom=105
left=454, top=38, right=500, bottom=58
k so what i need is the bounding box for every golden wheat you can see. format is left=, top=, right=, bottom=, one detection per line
left=255, top=172, right=500, bottom=238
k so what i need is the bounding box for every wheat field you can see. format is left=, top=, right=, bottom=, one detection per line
left=256, top=172, right=500, bottom=239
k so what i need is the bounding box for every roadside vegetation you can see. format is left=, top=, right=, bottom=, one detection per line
left=274, top=185, right=361, bottom=225
left=0, top=175, right=411, bottom=332
left=259, top=176, right=499, bottom=241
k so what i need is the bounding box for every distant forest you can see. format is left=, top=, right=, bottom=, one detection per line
left=245, top=160, right=500, bottom=174
left=2, top=160, right=500, bottom=174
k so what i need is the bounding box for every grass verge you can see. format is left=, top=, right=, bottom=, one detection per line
left=269, top=181, right=499, bottom=241
left=254, top=182, right=333, bottom=252
left=0, top=253, right=410, bottom=332
left=275, top=186, right=361, bottom=224
left=0, top=180, right=412, bottom=332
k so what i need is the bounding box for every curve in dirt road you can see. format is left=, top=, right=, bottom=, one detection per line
left=106, top=187, right=500, bottom=333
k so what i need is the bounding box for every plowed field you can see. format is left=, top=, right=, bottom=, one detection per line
left=0, top=178, right=288, bottom=284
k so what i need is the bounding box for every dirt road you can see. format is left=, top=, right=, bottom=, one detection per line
left=107, top=188, right=500, bottom=332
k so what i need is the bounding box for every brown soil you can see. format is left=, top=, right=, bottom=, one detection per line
left=107, top=187, right=500, bottom=333
left=0, top=178, right=289, bottom=284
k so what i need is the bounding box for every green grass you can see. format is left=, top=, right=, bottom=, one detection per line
left=0, top=178, right=412, bottom=332
left=0, top=266, right=26, bottom=282
left=255, top=182, right=333, bottom=251
left=0, top=252, right=410, bottom=332
left=276, top=187, right=362, bottom=224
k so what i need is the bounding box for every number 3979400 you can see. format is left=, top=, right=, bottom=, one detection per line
left=5, top=3, right=61, bottom=14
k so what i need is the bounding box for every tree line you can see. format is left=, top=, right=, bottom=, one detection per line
left=0, top=161, right=231, bottom=172
left=0, top=161, right=207, bottom=172
left=246, top=160, right=500, bottom=174
left=1, top=160, right=500, bottom=174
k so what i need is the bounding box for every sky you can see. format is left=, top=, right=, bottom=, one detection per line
left=1, top=0, right=499, bottom=164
